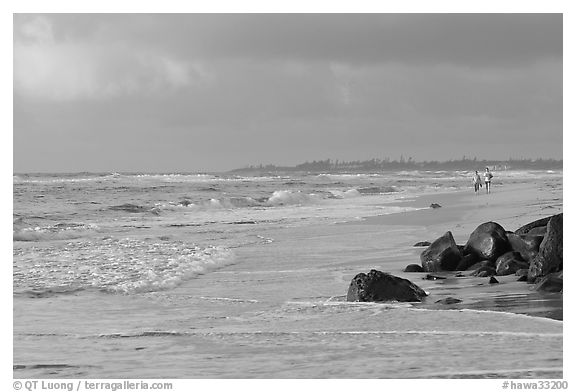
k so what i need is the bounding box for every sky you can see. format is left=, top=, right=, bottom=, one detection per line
left=13, top=13, right=563, bottom=173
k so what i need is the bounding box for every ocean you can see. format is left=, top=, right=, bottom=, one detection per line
left=13, top=170, right=563, bottom=378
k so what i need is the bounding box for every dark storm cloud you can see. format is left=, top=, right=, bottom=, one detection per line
left=18, top=13, right=561, bottom=66
left=13, top=13, right=562, bottom=172
left=154, top=14, right=558, bottom=66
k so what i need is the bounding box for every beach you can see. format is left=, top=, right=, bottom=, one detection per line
left=11, top=11, right=565, bottom=384
left=13, top=170, right=563, bottom=378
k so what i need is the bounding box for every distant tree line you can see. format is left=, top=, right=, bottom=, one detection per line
left=230, top=157, right=562, bottom=173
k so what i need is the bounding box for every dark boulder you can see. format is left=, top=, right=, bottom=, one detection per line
left=404, top=264, right=424, bottom=273
left=495, top=251, right=529, bottom=276
left=347, top=269, right=428, bottom=302
left=413, top=241, right=431, bottom=247
left=464, top=222, right=510, bottom=262
left=506, top=232, right=544, bottom=263
left=533, top=272, right=563, bottom=293
left=515, top=216, right=552, bottom=235
left=489, top=277, right=499, bottom=284
left=456, top=253, right=479, bottom=271
left=528, top=213, right=563, bottom=282
left=430, top=203, right=442, bottom=209
left=420, top=231, right=462, bottom=272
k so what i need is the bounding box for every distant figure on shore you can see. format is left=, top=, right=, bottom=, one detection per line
left=472, top=171, right=482, bottom=194
left=484, top=167, right=493, bottom=193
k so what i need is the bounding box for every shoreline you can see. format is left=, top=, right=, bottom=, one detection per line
left=341, top=180, right=563, bottom=320
left=350, top=181, right=562, bottom=243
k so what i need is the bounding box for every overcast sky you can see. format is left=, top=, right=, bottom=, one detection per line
left=13, top=13, right=562, bottom=173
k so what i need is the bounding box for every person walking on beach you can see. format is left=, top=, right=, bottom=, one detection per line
left=472, top=171, right=482, bottom=194
left=484, top=167, right=493, bottom=194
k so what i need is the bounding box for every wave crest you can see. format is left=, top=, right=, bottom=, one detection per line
left=13, top=223, right=99, bottom=242
left=266, top=190, right=322, bottom=206
left=13, top=238, right=235, bottom=294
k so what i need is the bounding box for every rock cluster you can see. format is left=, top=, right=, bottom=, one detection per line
left=412, top=213, right=562, bottom=288
left=346, top=213, right=562, bottom=303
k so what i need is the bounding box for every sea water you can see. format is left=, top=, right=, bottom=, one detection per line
left=13, top=170, right=563, bottom=378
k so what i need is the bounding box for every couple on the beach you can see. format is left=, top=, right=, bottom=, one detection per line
left=472, top=167, right=493, bottom=194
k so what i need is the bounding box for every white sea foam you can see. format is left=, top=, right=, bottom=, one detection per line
left=301, top=330, right=562, bottom=338
left=13, top=176, right=103, bottom=184
left=13, top=238, right=236, bottom=294
left=90, top=329, right=561, bottom=339
left=266, top=190, right=322, bottom=206
left=317, top=173, right=382, bottom=178
left=129, top=173, right=291, bottom=184
left=287, top=300, right=413, bottom=309
left=420, top=367, right=563, bottom=378
left=329, top=189, right=362, bottom=198
left=199, top=296, right=260, bottom=303
left=409, top=306, right=564, bottom=324
left=159, top=190, right=326, bottom=212
left=13, top=223, right=100, bottom=242
left=156, top=192, right=422, bottom=230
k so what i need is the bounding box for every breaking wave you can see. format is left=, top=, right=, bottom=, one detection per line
left=162, top=187, right=404, bottom=212
left=13, top=238, right=236, bottom=294
left=13, top=222, right=100, bottom=242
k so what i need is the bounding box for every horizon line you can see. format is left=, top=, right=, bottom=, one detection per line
left=13, top=156, right=563, bottom=175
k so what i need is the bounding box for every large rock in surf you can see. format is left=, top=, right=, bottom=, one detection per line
left=495, top=251, right=529, bottom=276
left=347, top=269, right=427, bottom=302
left=456, top=253, right=479, bottom=271
left=515, top=216, right=553, bottom=235
left=506, top=232, right=544, bottom=263
left=528, top=213, right=563, bottom=282
left=464, top=222, right=510, bottom=262
left=420, top=231, right=462, bottom=272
